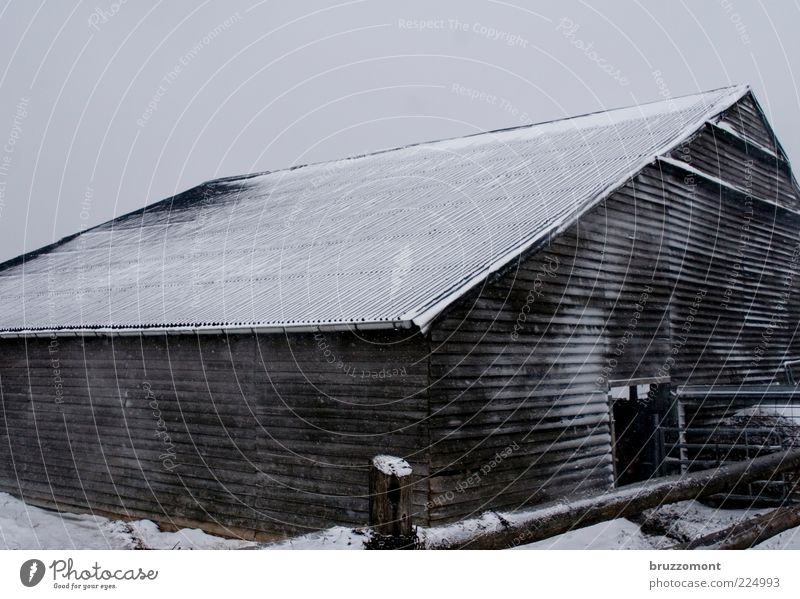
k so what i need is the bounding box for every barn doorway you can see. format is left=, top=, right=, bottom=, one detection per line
left=609, top=379, right=671, bottom=486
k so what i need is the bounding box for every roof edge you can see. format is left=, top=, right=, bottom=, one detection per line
left=0, top=319, right=416, bottom=338
left=406, top=84, right=751, bottom=334
left=224, top=85, right=752, bottom=186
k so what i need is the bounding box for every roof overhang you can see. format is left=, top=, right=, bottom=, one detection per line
left=0, top=319, right=416, bottom=339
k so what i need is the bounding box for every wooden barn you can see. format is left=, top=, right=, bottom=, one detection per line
left=1, top=84, right=799, bottom=540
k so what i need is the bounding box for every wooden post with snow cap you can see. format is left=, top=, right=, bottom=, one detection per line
left=369, top=455, right=413, bottom=539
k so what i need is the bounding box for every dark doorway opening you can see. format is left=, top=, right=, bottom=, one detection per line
left=610, top=382, right=671, bottom=486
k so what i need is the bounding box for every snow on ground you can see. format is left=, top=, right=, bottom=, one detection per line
left=3, top=491, right=800, bottom=549
left=515, top=518, right=659, bottom=550
left=0, top=492, right=255, bottom=550
left=261, top=526, right=371, bottom=550
left=124, top=520, right=256, bottom=550
left=0, top=493, right=134, bottom=550
left=517, top=501, right=800, bottom=550
left=752, top=526, right=800, bottom=549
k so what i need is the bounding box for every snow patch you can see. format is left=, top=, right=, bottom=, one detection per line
left=0, top=493, right=254, bottom=550
left=261, top=527, right=370, bottom=550
left=514, top=518, right=655, bottom=550
left=5, top=491, right=800, bottom=550
left=126, top=520, right=255, bottom=550
left=371, top=455, right=412, bottom=477
left=753, top=526, right=800, bottom=549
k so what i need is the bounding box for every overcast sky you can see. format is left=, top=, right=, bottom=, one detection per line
left=0, top=0, right=797, bottom=263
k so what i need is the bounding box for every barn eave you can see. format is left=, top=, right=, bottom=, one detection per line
left=0, top=318, right=416, bottom=338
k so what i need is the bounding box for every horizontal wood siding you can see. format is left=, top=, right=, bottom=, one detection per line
left=675, top=125, right=796, bottom=210
left=717, top=95, right=782, bottom=158
left=423, top=94, right=800, bottom=524
left=0, top=335, right=264, bottom=537
left=662, top=106, right=800, bottom=384
left=0, top=331, right=431, bottom=538
left=425, top=180, right=673, bottom=524
left=252, top=331, right=430, bottom=535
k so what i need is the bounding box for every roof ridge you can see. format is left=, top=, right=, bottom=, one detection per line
left=0, top=86, right=745, bottom=278
left=404, top=85, right=750, bottom=332
left=197, top=84, right=750, bottom=187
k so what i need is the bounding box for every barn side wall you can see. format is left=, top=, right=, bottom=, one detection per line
left=714, top=93, right=800, bottom=212
left=0, top=330, right=431, bottom=539
left=661, top=97, right=800, bottom=384
left=424, top=95, right=800, bottom=525
left=424, top=177, right=673, bottom=524
left=251, top=330, right=430, bottom=535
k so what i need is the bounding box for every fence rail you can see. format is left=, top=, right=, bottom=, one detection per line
left=658, top=422, right=800, bottom=504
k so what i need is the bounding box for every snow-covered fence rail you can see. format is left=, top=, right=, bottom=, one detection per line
left=424, top=448, right=800, bottom=550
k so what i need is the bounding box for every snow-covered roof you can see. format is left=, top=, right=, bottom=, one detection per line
left=0, top=85, right=749, bottom=336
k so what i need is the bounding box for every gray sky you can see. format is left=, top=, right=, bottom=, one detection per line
left=0, top=0, right=798, bottom=263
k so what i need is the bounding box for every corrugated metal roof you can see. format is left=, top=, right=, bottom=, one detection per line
left=0, top=85, right=749, bottom=336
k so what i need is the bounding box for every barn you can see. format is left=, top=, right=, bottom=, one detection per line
left=0, top=84, right=798, bottom=541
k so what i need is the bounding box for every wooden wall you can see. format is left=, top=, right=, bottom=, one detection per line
left=252, top=330, right=430, bottom=535
left=715, top=93, right=799, bottom=212
left=662, top=97, right=800, bottom=385
left=0, top=330, right=430, bottom=539
left=0, top=334, right=264, bottom=538
left=424, top=179, right=674, bottom=524
left=423, top=93, right=800, bottom=524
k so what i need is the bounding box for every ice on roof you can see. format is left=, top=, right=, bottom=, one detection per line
left=0, top=86, right=749, bottom=335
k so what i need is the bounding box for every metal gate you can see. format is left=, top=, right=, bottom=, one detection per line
left=657, top=383, right=800, bottom=505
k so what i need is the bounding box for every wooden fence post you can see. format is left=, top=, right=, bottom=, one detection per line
left=368, top=455, right=413, bottom=547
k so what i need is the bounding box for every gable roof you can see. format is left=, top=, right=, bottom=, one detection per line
left=0, top=85, right=752, bottom=337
